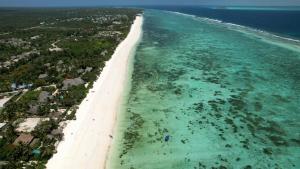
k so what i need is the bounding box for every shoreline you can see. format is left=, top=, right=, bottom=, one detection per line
left=46, top=15, right=143, bottom=169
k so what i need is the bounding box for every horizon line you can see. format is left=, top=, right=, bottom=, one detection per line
left=1, top=4, right=300, bottom=8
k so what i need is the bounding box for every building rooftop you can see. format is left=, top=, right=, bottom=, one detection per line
left=38, top=91, right=53, bottom=103
left=0, top=97, right=11, bottom=108
left=16, top=118, right=49, bottom=133
left=62, top=77, right=85, bottom=90
left=0, top=123, right=6, bottom=129
left=38, top=73, right=48, bottom=79
left=13, top=133, right=34, bottom=146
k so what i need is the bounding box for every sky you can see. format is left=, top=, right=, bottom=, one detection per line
left=0, top=0, right=300, bottom=7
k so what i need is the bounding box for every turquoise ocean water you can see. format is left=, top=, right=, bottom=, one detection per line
left=108, top=10, right=300, bottom=169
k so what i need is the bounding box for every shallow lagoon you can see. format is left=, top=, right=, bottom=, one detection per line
left=108, top=10, right=300, bottom=169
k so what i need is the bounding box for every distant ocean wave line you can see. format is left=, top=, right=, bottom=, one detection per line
left=168, top=11, right=300, bottom=44
left=210, top=6, right=300, bottom=11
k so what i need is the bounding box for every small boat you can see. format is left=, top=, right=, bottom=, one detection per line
left=164, top=135, right=170, bottom=142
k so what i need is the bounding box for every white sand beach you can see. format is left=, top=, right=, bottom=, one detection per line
left=46, top=16, right=143, bottom=169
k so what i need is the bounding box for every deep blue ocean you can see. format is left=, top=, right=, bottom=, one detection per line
left=143, top=6, right=300, bottom=40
